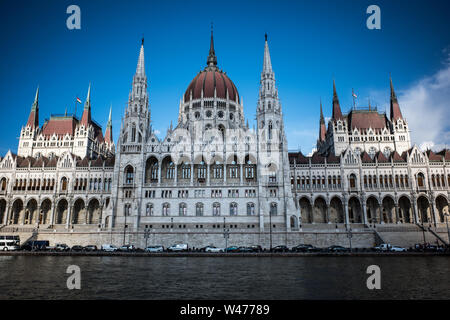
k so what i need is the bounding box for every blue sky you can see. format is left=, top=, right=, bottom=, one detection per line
left=0, top=0, right=449, bottom=154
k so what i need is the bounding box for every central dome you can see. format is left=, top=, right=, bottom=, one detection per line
left=184, top=28, right=240, bottom=103
left=184, top=69, right=239, bottom=103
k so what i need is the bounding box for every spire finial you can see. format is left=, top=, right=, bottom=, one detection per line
left=85, top=83, right=91, bottom=107
left=207, top=23, right=217, bottom=68
left=265, top=33, right=267, bottom=41
left=141, top=34, right=144, bottom=46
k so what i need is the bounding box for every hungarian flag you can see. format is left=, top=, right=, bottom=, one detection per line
left=76, top=97, right=82, bottom=104
left=352, top=92, right=357, bottom=98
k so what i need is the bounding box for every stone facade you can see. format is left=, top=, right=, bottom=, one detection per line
left=0, top=32, right=449, bottom=248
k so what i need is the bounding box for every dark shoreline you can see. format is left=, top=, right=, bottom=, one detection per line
left=0, top=251, right=448, bottom=257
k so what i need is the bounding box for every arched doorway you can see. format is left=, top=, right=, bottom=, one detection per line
left=329, top=197, right=344, bottom=223
left=398, top=196, right=412, bottom=223
left=25, top=199, right=38, bottom=225
left=0, top=199, right=6, bottom=224
left=290, top=215, right=298, bottom=229
left=366, top=196, right=380, bottom=224
left=72, top=199, right=86, bottom=224
left=313, top=197, right=327, bottom=223
left=417, top=196, right=431, bottom=224
left=435, top=195, right=448, bottom=223
left=56, top=199, right=68, bottom=224
left=11, top=199, right=24, bottom=225
left=40, top=199, right=52, bottom=225
left=382, top=196, right=396, bottom=223
left=87, top=199, right=101, bottom=224
left=348, top=197, right=362, bottom=223
left=299, top=197, right=312, bottom=223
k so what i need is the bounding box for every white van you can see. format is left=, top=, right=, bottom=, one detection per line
left=101, top=244, right=118, bottom=252
left=0, top=240, right=20, bottom=251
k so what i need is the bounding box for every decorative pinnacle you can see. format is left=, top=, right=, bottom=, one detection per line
left=207, top=23, right=217, bottom=68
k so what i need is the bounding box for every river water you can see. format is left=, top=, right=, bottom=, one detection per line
left=0, top=256, right=448, bottom=299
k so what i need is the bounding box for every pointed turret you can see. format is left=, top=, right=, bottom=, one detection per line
left=26, top=86, right=39, bottom=128
left=263, top=33, right=273, bottom=74
left=332, top=80, right=343, bottom=120
left=81, top=84, right=92, bottom=126
left=389, top=76, right=403, bottom=121
left=136, top=37, right=146, bottom=76
left=104, top=105, right=113, bottom=144
left=319, top=100, right=326, bottom=142
left=206, top=24, right=217, bottom=68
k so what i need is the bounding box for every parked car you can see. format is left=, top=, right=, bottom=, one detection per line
left=271, top=245, right=289, bottom=252
left=55, top=243, right=70, bottom=251
left=71, top=245, right=84, bottom=252
left=101, top=244, right=118, bottom=252
left=390, top=246, right=407, bottom=252
left=167, top=243, right=188, bottom=252
left=249, top=245, right=263, bottom=252
left=237, top=246, right=254, bottom=253
left=326, top=245, right=348, bottom=252
left=21, top=240, right=49, bottom=251
left=374, top=243, right=392, bottom=252
left=292, top=244, right=316, bottom=252
left=145, top=245, right=164, bottom=253
left=83, top=245, right=98, bottom=252
left=205, top=246, right=224, bottom=253
left=119, top=244, right=136, bottom=252
left=224, top=246, right=240, bottom=253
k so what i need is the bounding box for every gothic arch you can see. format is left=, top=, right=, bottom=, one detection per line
left=348, top=197, right=362, bottom=223
left=299, top=197, right=312, bottom=223
left=329, top=196, right=344, bottom=223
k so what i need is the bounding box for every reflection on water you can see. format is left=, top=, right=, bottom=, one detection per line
left=0, top=256, right=449, bottom=299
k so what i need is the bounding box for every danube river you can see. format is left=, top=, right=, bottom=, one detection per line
left=0, top=256, right=449, bottom=299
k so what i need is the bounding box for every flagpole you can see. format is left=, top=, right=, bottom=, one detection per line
left=352, top=88, right=356, bottom=110
left=74, top=97, right=77, bottom=119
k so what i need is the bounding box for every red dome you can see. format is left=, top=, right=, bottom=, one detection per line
left=184, top=69, right=240, bottom=103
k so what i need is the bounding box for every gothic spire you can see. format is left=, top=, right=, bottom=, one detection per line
left=332, top=79, right=343, bottom=120
left=263, top=33, right=273, bottom=74
left=136, top=38, right=145, bottom=76
left=390, top=76, right=403, bottom=121
left=105, top=105, right=113, bottom=144
left=81, top=83, right=92, bottom=126
left=319, top=100, right=326, bottom=142
left=26, top=86, right=39, bottom=128
left=206, top=24, right=217, bottom=68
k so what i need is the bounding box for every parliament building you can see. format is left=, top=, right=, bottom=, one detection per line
left=0, top=31, right=448, bottom=248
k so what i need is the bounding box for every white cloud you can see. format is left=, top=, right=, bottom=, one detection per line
left=154, top=129, right=161, bottom=135
left=398, top=55, right=450, bottom=151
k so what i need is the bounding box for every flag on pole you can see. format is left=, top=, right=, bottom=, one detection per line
left=352, top=92, right=357, bottom=98
left=76, top=97, right=82, bottom=104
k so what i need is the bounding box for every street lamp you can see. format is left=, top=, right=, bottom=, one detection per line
left=269, top=208, right=273, bottom=251
left=223, top=217, right=229, bottom=251
left=347, top=226, right=353, bottom=252
left=144, top=226, right=151, bottom=249
left=445, top=213, right=450, bottom=249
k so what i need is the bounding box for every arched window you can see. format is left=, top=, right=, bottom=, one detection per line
left=179, top=203, right=187, bottom=216
left=247, top=203, right=255, bottom=216
left=124, top=204, right=131, bottom=216
left=0, top=177, right=7, bottom=191
left=125, top=165, right=134, bottom=184
left=270, top=202, right=277, bottom=216
left=61, top=177, right=68, bottom=192
left=349, top=174, right=357, bottom=189
left=146, top=203, right=153, bottom=216
left=213, top=203, right=221, bottom=216
left=230, top=203, right=238, bottom=216
left=162, top=203, right=170, bottom=216
left=196, top=203, right=204, bottom=216
left=417, top=172, right=425, bottom=188
left=268, top=121, right=273, bottom=140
